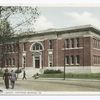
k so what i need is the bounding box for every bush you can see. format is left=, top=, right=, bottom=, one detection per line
left=15, top=69, right=22, bottom=74
left=44, top=69, right=62, bottom=74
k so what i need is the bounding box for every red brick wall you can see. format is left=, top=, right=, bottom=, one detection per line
left=42, top=40, right=48, bottom=67
left=26, top=42, right=32, bottom=67
left=0, top=36, right=94, bottom=68
left=83, top=37, right=91, bottom=66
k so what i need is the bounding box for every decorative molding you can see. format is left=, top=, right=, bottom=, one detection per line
left=62, top=47, right=83, bottom=50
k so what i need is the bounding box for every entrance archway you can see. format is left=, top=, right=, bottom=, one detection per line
left=30, top=42, right=44, bottom=69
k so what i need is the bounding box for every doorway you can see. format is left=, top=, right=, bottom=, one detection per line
left=35, top=56, right=40, bottom=68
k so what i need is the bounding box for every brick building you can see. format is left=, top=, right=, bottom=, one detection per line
left=1, top=25, right=100, bottom=77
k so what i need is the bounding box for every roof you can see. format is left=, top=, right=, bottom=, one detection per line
left=17, top=24, right=100, bottom=38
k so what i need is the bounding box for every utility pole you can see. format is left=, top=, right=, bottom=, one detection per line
left=16, top=36, right=20, bottom=79
left=17, top=37, right=20, bottom=70
left=63, top=39, right=66, bottom=80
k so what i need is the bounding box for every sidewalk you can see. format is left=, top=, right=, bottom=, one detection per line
left=0, top=77, right=100, bottom=93
left=33, top=77, right=100, bottom=82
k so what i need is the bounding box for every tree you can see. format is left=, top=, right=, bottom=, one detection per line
left=0, top=6, right=40, bottom=68
left=0, top=6, right=39, bottom=33
left=0, top=19, right=13, bottom=68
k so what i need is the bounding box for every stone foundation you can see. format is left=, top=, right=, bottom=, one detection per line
left=1, top=66, right=100, bottom=78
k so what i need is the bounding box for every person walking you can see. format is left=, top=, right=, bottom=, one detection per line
left=10, top=70, right=16, bottom=89
left=22, top=71, right=27, bottom=80
left=3, top=69, right=10, bottom=89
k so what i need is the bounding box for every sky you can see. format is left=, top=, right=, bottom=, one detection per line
left=33, top=7, right=100, bottom=31
left=6, top=6, right=100, bottom=33
left=0, top=0, right=97, bottom=34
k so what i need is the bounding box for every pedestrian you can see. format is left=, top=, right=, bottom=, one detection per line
left=3, top=69, right=10, bottom=89
left=34, top=73, right=39, bottom=79
left=22, top=71, right=27, bottom=80
left=10, top=70, right=17, bottom=89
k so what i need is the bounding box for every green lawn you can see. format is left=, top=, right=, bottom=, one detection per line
left=40, top=73, right=100, bottom=80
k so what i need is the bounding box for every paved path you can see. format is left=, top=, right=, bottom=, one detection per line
left=0, top=78, right=100, bottom=95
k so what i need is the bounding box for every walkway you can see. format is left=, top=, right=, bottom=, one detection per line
left=0, top=78, right=100, bottom=95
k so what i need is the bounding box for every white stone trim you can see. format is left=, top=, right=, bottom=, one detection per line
left=40, top=54, right=42, bottom=68
left=93, top=48, right=100, bottom=51
left=62, top=47, right=83, bottom=50
left=4, top=52, right=18, bottom=54
left=43, top=66, right=100, bottom=73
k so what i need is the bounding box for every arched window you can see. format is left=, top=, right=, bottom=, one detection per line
left=33, top=43, right=43, bottom=50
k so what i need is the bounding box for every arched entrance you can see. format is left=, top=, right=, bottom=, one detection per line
left=30, top=42, right=44, bottom=69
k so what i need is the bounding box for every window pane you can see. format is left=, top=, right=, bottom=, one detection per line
left=9, top=58, right=11, bottom=65
left=71, top=38, right=74, bottom=48
left=76, top=38, right=79, bottom=47
left=48, top=54, right=53, bottom=67
left=33, top=43, right=43, bottom=50
left=71, top=55, right=74, bottom=64
left=76, top=55, right=80, bottom=64
left=12, top=58, right=15, bottom=65
left=23, top=43, right=26, bottom=51
left=49, top=40, right=53, bottom=49
left=65, top=39, right=69, bottom=48
left=65, top=56, right=69, bottom=64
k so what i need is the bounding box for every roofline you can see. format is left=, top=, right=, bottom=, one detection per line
left=17, top=24, right=100, bottom=38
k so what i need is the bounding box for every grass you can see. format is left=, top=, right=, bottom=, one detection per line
left=40, top=73, right=100, bottom=80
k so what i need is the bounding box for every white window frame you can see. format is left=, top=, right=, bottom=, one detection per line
left=48, top=54, right=53, bottom=67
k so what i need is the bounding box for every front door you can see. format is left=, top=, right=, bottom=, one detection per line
left=35, top=56, right=40, bottom=68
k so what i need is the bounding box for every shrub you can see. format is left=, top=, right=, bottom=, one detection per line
left=44, top=69, right=62, bottom=74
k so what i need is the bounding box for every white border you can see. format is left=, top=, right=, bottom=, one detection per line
left=1, top=1, right=100, bottom=100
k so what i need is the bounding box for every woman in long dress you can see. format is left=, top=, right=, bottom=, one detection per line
left=3, top=69, right=10, bottom=89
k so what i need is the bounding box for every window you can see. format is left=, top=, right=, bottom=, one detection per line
left=22, top=56, right=26, bottom=67
left=71, top=38, right=74, bottom=48
left=71, top=55, right=74, bottom=64
left=98, top=56, right=100, bottom=64
left=7, top=44, right=10, bottom=52
left=97, top=40, right=100, bottom=49
left=65, top=39, right=69, bottom=48
left=9, top=58, right=11, bottom=65
left=48, top=54, right=53, bottom=67
left=93, top=39, right=96, bottom=48
left=23, top=43, right=27, bottom=51
left=49, top=40, right=53, bottom=49
left=33, top=43, right=42, bottom=50
left=76, top=38, right=79, bottom=47
left=94, top=56, right=98, bottom=64
left=7, top=44, right=12, bottom=52
left=36, top=43, right=40, bottom=50
left=5, top=59, right=8, bottom=66
left=11, top=44, right=16, bottom=52
left=65, top=56, right=69, bottom=65
left=76, top=55, right=80, bottom=64
left=4, top=45, right=7, bottom=52
left=94, top=56, right=96, bottom=64
left=12, top=58, right=15, bottom=66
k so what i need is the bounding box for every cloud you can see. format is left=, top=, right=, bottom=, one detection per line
left=34, top=15, right=54, bottom=31
left=65, top=12, right=100, bottom=28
